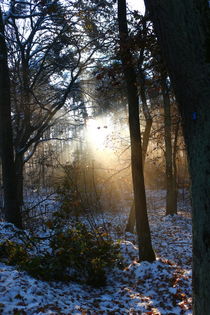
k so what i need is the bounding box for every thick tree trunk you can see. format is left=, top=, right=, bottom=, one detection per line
left=161, top=74, right=177, bottom=215
left=118, top=0, right=155, bottom=261
left=0, top=8, right=22, bottom=228
left=144, top=0, right=210, bottom=312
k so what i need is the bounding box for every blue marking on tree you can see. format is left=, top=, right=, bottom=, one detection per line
left=192, top=112, right=197, bottom=120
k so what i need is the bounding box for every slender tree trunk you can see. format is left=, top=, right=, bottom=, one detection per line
left=126, top=70, right=152, bottom=233
left=15, top=153, right=24, bottom=206
left=141, top=70, right=153, bottom=165
left=172, top=120, right=180, bottom=214
left=142, top=119, right=152, bottom=164
left=125, top=203, right=135, bottom=233
left=0, top=8, right=22, bottom=228
left=144, top=0, right=210, bottom=312
left=161, top=74, right=177, bottom=215
left=118, top=0, right=155, bottom=261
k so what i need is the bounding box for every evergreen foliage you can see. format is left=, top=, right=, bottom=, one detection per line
left=0, top=222, right=121, bottom=287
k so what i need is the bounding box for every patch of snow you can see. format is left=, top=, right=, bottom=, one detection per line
left=0, top=192, right=192, bottom=314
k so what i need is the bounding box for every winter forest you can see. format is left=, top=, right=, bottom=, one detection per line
left=0, top=0, right=209, bottom=314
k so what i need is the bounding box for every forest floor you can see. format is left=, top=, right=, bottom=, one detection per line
left=0, top=190, right=192, bottom=314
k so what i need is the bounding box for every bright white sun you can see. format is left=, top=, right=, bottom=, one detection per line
left=86, top=117, right=111, bottom=151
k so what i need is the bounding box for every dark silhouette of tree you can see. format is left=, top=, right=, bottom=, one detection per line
left=3, top=0, right=99, bottom=206
left=0, top=7, right=22, bottom=228
left=144, top=0, right=210, bottom=312
left=160, top=71, right=177, bottom=215
left=118, top=0, right=155, bottom=262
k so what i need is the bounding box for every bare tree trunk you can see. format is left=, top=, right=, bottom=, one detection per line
left=0, top=8, right=22, bottom=228
left=140, top=70, right=153, bottom=165
left=126, top=65, right=152, bottom=233
left=161, top=73, right=177, bottom=215
left=144, top=0, right=210, bottom=312
left=142, top=119, right=152, bottom=163
left=118, top=0, right=155, bottom=261
left=172, top=119, right=180, bottom=214
left=15, top=153, right=24, bottom=206
left=125, top=203, right=135, bottom=233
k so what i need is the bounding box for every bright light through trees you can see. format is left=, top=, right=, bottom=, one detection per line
left=127, top=0, right=145, bottom=13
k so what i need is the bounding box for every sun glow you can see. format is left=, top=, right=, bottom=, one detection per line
left=86, top=116, right=113, bottom=151
left=84, top=114, right=131, bottom=181
left=127, top=0, right=145, bottom=14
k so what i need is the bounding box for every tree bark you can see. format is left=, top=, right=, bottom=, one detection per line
left=172, top=119, right=180, bottom=214
left=125, top=202, right=135, bottom=233
left=161, top=73, right=177, bottom=215
left=144, top=0, right=210, bottom=312
left=140, top=70, right=153, bottom=165
left=118, top=0, right=155, bottom=262
left=125, top=59, right=153, bottom=234
left=15, top=153, right=24, bottom=206
left=0, top=8, right=22, bottom=228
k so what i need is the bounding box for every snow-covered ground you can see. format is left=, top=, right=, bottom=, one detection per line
left=0, top=191, right=192, bottom=314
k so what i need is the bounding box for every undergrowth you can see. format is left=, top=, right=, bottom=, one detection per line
left=0, top=222, right=122, bottom=287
